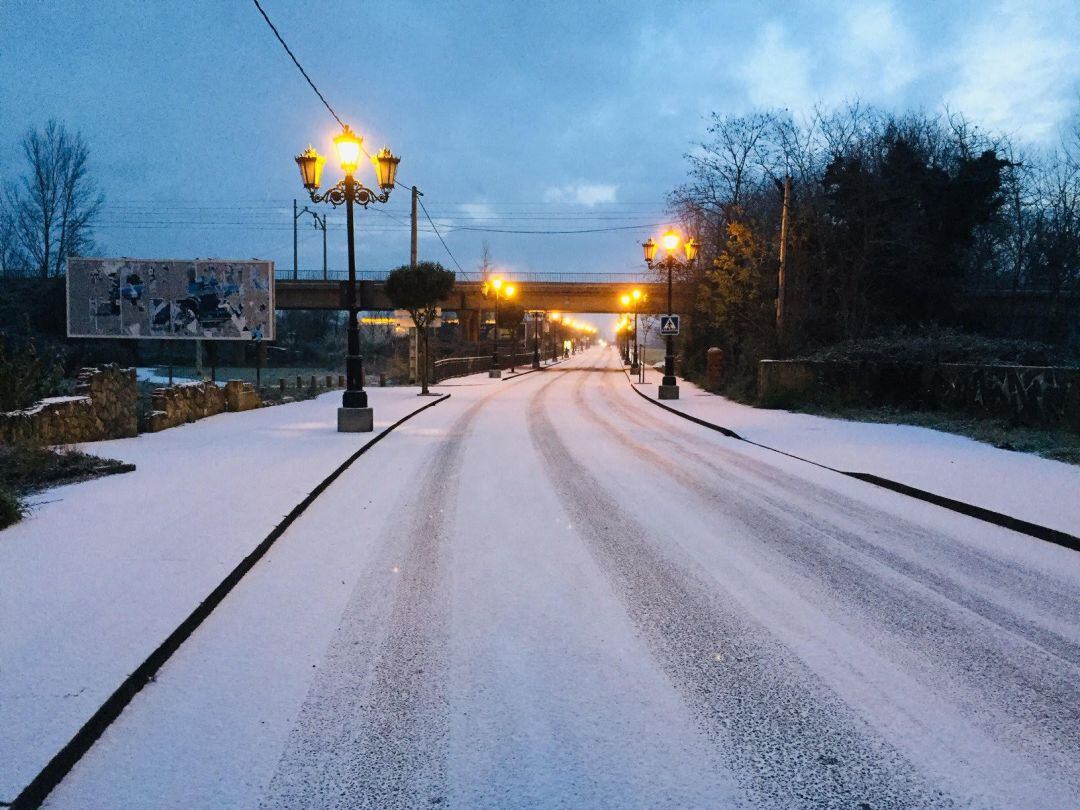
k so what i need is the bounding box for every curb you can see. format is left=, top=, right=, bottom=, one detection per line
left=11, top=393, right=452, bottom=810
left=502, top=358, right=564, bottom=381
left=625, top=372, right=1080, bottom=553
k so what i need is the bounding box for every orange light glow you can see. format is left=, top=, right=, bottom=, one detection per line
left=334, top=125, right=364, bottom=175
left=662, top=231, right=680, bottom=251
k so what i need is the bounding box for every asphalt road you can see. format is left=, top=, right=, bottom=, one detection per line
left=46, top=348, right=1080, bottom=808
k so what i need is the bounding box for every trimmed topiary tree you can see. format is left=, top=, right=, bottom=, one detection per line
left=384, top=262, right=456, bottom=394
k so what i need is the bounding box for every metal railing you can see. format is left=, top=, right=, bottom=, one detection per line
left=431, top=351, right=537, bottom=382
left=276, top=268, right=657, bottom=284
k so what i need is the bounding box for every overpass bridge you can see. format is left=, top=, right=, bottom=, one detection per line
left=275, top=270, right=694, bottom=315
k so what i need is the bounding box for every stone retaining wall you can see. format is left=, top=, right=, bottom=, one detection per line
left=147, top=379, right=261, bottom=432
left=0, top=365, right=138, bottom=445
left=758, top=359, right=1080, bottom=430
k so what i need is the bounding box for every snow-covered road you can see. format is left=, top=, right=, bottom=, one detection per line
left=40, top=348, right=1080, bottom=808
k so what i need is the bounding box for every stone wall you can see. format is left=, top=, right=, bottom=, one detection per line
left=0, top=365, right=138, bottom=445
left=147, top=379, right=261, bottom=432
left=758, top=359, right=1080, bottom=431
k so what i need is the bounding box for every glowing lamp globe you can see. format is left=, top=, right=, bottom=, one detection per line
left=334, top=125, right=364, bottom=175
left=685, top=238, right=700, bottom=262
left=295, top=145, right=326, bottom=191
left=662, top=231, right=680, bottom=251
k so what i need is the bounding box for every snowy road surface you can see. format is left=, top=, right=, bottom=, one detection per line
left=37, top=348, right=1080, bottom=808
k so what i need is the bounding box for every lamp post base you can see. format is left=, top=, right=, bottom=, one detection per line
left=338, top=406, right=374, bottom=432
left=489, top=369, right=502, bottom=379
left=658, top=384, right=680, bottom=400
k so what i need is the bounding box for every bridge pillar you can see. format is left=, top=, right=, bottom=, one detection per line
left=459, top=309, right=481, bottom=343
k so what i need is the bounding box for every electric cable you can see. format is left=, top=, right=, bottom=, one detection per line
left=251, top=0, right=345, bottom=129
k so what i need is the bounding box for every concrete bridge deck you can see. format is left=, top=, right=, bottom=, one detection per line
left=275, top=271, right=694, bottom=314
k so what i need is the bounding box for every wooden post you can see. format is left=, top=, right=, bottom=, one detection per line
left=411, top=186, right=421, bottom=268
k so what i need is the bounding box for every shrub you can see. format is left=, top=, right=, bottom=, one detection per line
left=0, top=334, right=63, bottom=411
left=0, top=486, right=24, bottom=530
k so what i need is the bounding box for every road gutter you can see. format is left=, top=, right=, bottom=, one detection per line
left=625, top=372, right=1080, bottom=553
left=10, top=393, right=452, bottom=810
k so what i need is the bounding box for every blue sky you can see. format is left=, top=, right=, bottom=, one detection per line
left=2, top=0, right=1078, bottom=285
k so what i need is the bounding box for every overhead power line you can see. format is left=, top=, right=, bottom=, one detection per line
left=251, top=0, right=345, bottom=129
left=417, top=197, right=464, bottom=273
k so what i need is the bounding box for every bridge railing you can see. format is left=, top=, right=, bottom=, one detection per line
left=276, top=268, right=657, bottom=284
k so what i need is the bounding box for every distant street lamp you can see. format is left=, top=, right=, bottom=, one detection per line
left=644, top=230, right=698, bottom=400
left=530, top=310, right=545, bottom=369
left=296, top=126, right=399, bottom=431
left=483, top=277, right=515, bottom=377
left=550, top=312, right=561, bottom=361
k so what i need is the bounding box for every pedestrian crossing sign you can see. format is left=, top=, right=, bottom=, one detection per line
left=660, top=315, right=680, bottom=335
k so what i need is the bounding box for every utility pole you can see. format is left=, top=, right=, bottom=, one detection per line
left=320, top=214, right=327, bottom=280
left=410, top=185, right=422, bottom=268
left=295, top=201, right=328, bottom=280
left=776, top=175, right=791, bottom=349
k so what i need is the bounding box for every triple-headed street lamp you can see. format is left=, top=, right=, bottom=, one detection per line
left=483, top=277, right=515, bottom=377
left=643, top=230, right=699, bottom=400
left=295, top=125, right=400, bottom=431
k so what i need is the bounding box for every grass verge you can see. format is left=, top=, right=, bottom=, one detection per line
left=0, top=443, right=135, bottom=530
left=791, top=403, right=1080, bottom=465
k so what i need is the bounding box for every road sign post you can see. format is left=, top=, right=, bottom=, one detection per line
left=660, top=315, right=680, bottom=336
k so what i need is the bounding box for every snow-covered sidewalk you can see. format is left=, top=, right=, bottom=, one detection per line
left=0, top=377, right=488, bottom=801
left=631, top=363, right=1080, bottom=537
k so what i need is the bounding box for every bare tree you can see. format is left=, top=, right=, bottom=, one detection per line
left=478, top=240, right=494, bottom=279
left=0, top=200, right=23, bottom=277
left=4, top=120, right=103, bottom=278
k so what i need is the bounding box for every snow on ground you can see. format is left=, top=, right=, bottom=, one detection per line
left=633, top=364, right=1080, bottom=537
left=0, top=376, right=495, bottom=801
left=40, top=348, right=1080, bottom=807
left=135, top=367, right=198, bottom=385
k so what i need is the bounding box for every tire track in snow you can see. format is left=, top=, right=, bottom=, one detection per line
left=262, top=390, right=502, bottom=809
left=527, top=368, right=946, bottom=808
left=604, top=370, right=1080, bottom=642
left=578, top=369, right=1080, bottom=792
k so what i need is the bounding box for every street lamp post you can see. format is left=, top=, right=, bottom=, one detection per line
left=485, top=278, right=515, bottom=377
left=550, top=312, right=560, bottom=361
left=531, top=310, right=543, bottom=369
left=296, top=127, right=399, bottom=432
left=643, top=232, right=698, bottom=400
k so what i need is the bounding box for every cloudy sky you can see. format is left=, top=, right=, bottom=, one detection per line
left=2, top=0, right=1078, bottom=284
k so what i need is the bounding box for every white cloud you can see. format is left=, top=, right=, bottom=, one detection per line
left=738, top=22, right=813, bottom=111
left=837, top=2, right=919, bottom=97
left=947, top=0, right=1080, bottom=142
left=543, top=183, right=618, bottom=206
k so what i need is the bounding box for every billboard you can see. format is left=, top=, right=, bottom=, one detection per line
left=67, top=258, right=274, bottom=340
